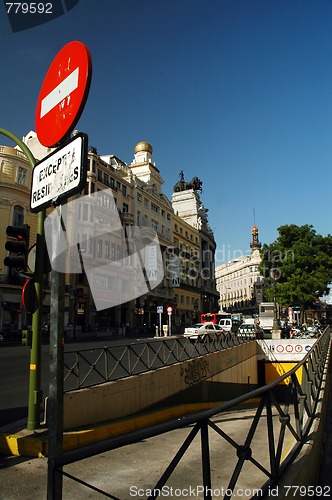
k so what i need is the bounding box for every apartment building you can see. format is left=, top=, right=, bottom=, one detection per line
left=215, top=225, right=263, bottom=314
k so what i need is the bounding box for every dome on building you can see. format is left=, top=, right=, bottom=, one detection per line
left=134, top=141, right=153, bottom=154
left=252, top=224, right=258, bottom=234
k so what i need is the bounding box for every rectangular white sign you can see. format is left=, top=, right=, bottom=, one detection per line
left=258, top=339, right=316, bottom=361
left=30, top=133, right=87, bottom=213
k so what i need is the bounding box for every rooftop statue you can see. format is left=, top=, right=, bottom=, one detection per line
left=173, top=172, right=203, bottom=193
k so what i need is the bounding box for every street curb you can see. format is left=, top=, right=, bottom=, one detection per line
left=1, top=401, right=244, bottom=458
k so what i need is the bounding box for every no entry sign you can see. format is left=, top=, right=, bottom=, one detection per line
left=35, top=40, right=92, bottom=147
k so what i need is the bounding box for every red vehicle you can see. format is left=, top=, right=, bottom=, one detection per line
left=200, top=313, right=230, bottom=324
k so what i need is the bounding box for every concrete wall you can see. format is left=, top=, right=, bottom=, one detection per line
left=63, top=341, right=258, bottom=430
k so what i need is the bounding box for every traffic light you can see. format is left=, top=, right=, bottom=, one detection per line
left=4, top=224, right=30, bottom=271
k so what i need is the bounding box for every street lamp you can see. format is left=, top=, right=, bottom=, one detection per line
left=270, top=266, right=280, bottom=338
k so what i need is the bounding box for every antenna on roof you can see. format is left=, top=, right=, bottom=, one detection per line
left=253, top=208, right=256, bottom=225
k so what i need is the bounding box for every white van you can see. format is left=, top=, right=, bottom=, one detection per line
left=218, top=318, right=233, bottom=332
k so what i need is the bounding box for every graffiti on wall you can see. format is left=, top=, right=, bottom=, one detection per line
left=180, top=358, right=209, bottom=386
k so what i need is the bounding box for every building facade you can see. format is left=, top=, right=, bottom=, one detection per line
left=172, top=172, right=219, bottom=316
left=1, top=134, right=219, bottom=337
left=171, top=211, right=201, bottom=327
left=215, top=225, right=263, bottom=315
left=0, top=143, right=38, bottom=336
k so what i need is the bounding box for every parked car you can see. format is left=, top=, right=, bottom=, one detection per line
left=238, top=323, right=264, bottom=339
left=183, top=322, right=226, bottom=341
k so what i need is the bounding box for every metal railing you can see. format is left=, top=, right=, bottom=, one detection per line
left=50, top=328, right=331, bottom=499
left=63, top=333, right=257, bottom=391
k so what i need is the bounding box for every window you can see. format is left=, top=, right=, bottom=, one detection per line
left=83, top=204, right=89, bottom=221
left=97, top=240, right=103, bottom=258
left=116, top=244, right=122, bottom=260
left=122, top=185, right=127, bottom=196
left=103, top=172, right=109, bottom=186
left=137, top=211, right=141, bottom=225
left=151, top=220, right=158, bottom=232
left=80, top=234, right=87, bottom=252
left=151, top=203, right=159, bottom=213
left=105, top=241, right=110, bottom=259
left=111, top=243, right=116, bottom=260
left=137, top=192, right=142, bottom=203
left=17, top=167, right=27, bottom=185
left=88, top=238, right=93, bottom=255
left=12, top=205, right=24, bottom=225
left=123, top=203, right=129, bottom=213
left=144, top=198, right=149, bottom=207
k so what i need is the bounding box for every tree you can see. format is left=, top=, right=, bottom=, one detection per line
left=259, top=224, right=332, bottom=312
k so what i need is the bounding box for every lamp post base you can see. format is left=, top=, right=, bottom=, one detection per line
left=271, top=329, right=281, bottom=340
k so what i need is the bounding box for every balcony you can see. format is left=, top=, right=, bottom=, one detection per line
left=119, top=212, right=134, bottom=224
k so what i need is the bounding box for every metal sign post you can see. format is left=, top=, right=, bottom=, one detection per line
left=33, top=40, right=92, bottom=500
left=47, top=206, right=65, bottom=499
left=167, top=306, right=172, bottom=336
left=157, top=306, right=163, bottom=336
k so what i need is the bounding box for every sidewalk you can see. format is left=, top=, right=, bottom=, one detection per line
left=2, top=393, right=329, bottom=500
left=0, top=403, right=277, bottom=500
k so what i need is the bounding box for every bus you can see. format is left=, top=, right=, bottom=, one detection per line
left=258, top=302, right=275, bottom=331
left=200, top=312, right=230, bottom=324
left=200, top=312, right=241, bottom=333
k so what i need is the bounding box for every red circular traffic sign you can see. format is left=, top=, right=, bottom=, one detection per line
left=22, top=278, right=39, bottom=314
left=167, top=306, right=173, bottom=313
left=35, top=41, right=92, bottom=147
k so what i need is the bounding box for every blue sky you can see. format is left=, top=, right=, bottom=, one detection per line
left=1, top=0, right=332, bottom=264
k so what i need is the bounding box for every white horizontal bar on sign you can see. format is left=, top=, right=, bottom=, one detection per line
left=40, top=67, right=79, bottom=118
